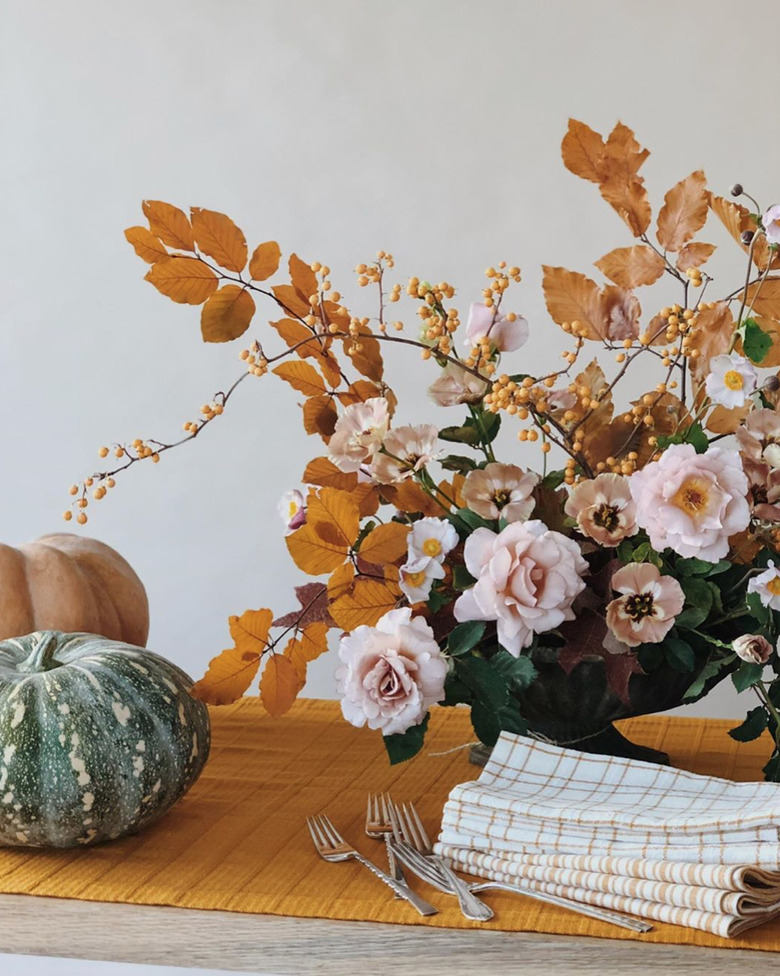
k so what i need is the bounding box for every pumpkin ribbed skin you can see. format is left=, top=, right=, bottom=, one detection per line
left=0, top=631, right=210, bottom=848
left=0, top=534, right=149, bottom=647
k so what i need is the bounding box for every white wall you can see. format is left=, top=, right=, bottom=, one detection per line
left=1, top=0, right=778, bottom=719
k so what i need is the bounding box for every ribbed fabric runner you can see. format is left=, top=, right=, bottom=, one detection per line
left=1, top=699, right=780, bottom=949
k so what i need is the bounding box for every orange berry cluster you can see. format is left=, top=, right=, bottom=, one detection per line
left=558, top=321, right=589, bottom=365
left=684, top=266, right=704, bottom=288
left=481, top=262, right=521, bottom=310
left=405, top=278, right=458, bottom=360
left=595, top=451, right=640, bottom=476
left=64, top=463, right=119, bottom=525
left=240, top=341, right=269, bottom=376
left=485, top=373, right=557, bottom=423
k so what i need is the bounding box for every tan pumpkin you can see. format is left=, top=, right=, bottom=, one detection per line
left=0, top=534, right=149, bottom=646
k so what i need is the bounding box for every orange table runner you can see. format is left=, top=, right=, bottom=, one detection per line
left=0, top=698, right=779, bottom=951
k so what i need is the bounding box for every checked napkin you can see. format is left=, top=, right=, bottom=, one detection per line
left=434, top=732, right=780, bottom=937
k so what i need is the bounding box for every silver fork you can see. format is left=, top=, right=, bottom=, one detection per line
left=306, top=813, right=437, bottom=916
left=395, top=803, right=652, bottom=933
left=389, top=801, right=494, bottom=921
left=366, top=792, right=403, bottom=896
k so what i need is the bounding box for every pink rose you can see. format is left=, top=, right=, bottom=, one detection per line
left=629, top=444, right=749, bottom=562
left=605, top=563, right=685, bottom=648
left=732, top=634, right=773, bottom=665
left=454, top=519, right=588, bottom=656
left=336, top=608, right=447, bottom=736
left=465, top=302, right=529, bottom=353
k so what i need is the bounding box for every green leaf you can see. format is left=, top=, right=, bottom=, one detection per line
left=439, top=454, right=478, bottom=474
left=455, top=508, right=494, bottom=531
left=447, top=621, right=486, bottom=657
left=732, top=661, right=765, bottom=693
left=442, top=674, right=472, bottom=706
left=743, top=317, right=773, bottom=365
left=676, top=577, right=713, bottom=630
left=728, top=706, right=768, bottom=742
left=684, top=657, right=728, bottom=700
left=383, top=713, right=429, bottom=764
left=763, top=750, right=780, bottom=783
left=439, top=424, right=481, bottom=446
left=439, top=412, right=501, bottom=447
left=470, top=700, right=501, bottom=746
left=676, top=557, right=730, bottom=577
left=452, top=564, right=477, bottom=590
left=540, top=470, right=566, bottom=490
left=657, top=422, right=708, bottom=454
left=636, top=642, right=664, bottom=671
left=426, top=589, right=448, bottom=613
left=491, top=648, right=537, bottom=690
left=664, top=637, right=695, bottom=672
left=455, top=655, right=509, bottom=711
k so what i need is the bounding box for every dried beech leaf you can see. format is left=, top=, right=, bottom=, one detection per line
left=303, top=457, right=358, bottom=491
left=741, top=278, right=780, bottom=322
left=308, top=487, right=360, bottom=545
left=302, top=395, right=338, bottom=439
left=273, top=582, right=334, bottom=628
left=261, top=654, right=304, bottom=718
left=558, top=610, right=644, bottom=707
left=124, top=226, right=170, bottom=265
left=286, top=522, right=347, bottom=575
left=249, top=241, right=281, bottom=281
left=273, top=360, right=327, bottom=397
left=358, top=522, right=410, bottom=564
left=191, top=607, right=272, bottom=705
left=706, top=403, right=750, bottom=435
left=191, top=207, right=247, bottom=273
left=676, top=242, right=716, bottom=271
left=200, top=285, right=255, bottom=342
left=382, top=481, right=442, bottom=517
left=354, top=482, right=381, bottom=517
left=542, top=266, right=606, bottom=339
left=561, top=119, right=605, bottom=183
left=656, top=171, right=708, bottom=252
left=329, top=579, right=401, bottom=630
left=343, top=323, right=384, bottom=381
left=596, top=123, right=651, bottom=236
left=144, top=257, right=218, bottom=305
left=594, top=245, right=664, bottom=289
left=142, top=200, right=195, bottom=251
left=708, top=194, right=780, bottom=272
left=327, top=562, right=356, bottom=601
left=289, top=254, right=319, bottom=305
left=602, top=285, right=641, bottom=341
left=689, top=302, right=734, bottom=388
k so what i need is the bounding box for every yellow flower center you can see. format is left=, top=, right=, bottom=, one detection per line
left=404, top=569, right=427, bottom=587
left=672, top=477, right=710, bottom=516
left=768, top=575, right=780, bottom=597
left=422, top=538, right=442, bottom=557
left=287, top=501, right=299, bottom=518
left=723, top=369, right=744, bottom=391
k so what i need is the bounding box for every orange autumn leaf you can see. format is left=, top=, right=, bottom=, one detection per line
left=273, top=284, right=311, bottom=320
left=596, top=123, right=651, bottom=237
left=708, top=194, right=780, bottom=272
left=249, top=241, right=281, bottom=281
left=124, top=226, right=170, bottom=265
left=358, top=521, right=410, bottom=564
left=272, top=317, right=313, bottom=351
left=594, top=245, right=664, bottom=289
left=287, top=523, right=347, bottom=574
left=144, top=257, right=218, bottom=305
left=273, top=360, right=327, bottom=397
left=689, top=302, right=735, bottom=387
left=191, top=207, right=247, bottom=273
left=561, top=118, right=605, bottom=183
left=303, top=456, right=358, bottom=491
left=328, top=561, right=355, bottom=600
left=329, top=578, right=401, bottom=630
left=142, top=200, right=195, bottom=251
left=542, top=266, right=605, bottom=340
left=656, top=171, right=708, bottom=252
left=343, top=322, right=384, bottom=381
left=676, top=242, right=716, bottom=271
left=289, top=253, right=319, bottom=305
left=285, top=622, right=329, bottom=680
left=354, top=482, right=381, bottom=517
left=337, top=380, right=388, bottom=406
left=440, top=473, right=466, bottom=509
left=308, top=487, right=360, bottom=545
left=384, top=480, right=442, bottom=517
left=191, top=607, right=273, bottom=705
left=706, top=403, right=750, bottom=435
left=260, top=653, right=304, bottom=718
left=302, top=395, right=338, bottom=439
left=200, top=285, right=255, bottom=342
left=740, top=278, right=780, bottom=322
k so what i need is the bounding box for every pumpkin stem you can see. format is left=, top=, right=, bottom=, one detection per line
left=19, top=632, right=62, bottom=673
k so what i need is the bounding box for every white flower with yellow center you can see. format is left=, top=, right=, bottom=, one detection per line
left=399, top=559, right=445, bottom=604
left=407, top=517, right=458, bottom=571
left=704, top=352, right=757, bottom=409
left=748, top=561, right=780, bottom=611
left=277, top=488, right=307, bottom=535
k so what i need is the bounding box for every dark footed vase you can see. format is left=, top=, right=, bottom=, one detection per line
left=469, top=645, right=736, bottom=767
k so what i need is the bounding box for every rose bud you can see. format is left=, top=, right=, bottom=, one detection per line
left=731, top=183, right=744, bottom=197
left=732, top=634, right=773, bottom=665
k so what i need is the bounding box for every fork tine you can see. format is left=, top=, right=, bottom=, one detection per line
left=399, top=803, right=422, bottom=849
left=406, top=801, right=432, bottom=850
left=365, top=792, right=376, bottom=827
left=319, top=814, right=342, bottom=847
left=306, top=816, right=324, bottom=851
left=380, top=792, right=393, bottom=825
left=387, top=797, right=403, bottom=843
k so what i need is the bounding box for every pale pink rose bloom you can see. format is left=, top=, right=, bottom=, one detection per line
left=705, top=352, right=757, bottom=409
left=462, top=463, right=538, bottom=522
left=564, top=473, right=638, bottom=547
left=763, top=204, right=780, bottom=246
left=328, top=397, right=390, bottom=473
left=744, top=456, right=780, bottom=522
left=453, top=519, right=588, bottom=656
left=428, top=362, right=490, bottom=407
left=465, top=302, right=529, bottom=353
left=748, top=561, right=780, bottom=610
left=277, top=488, right=307, bottom=534
left=335, top=608, right=448, bottom=736
left=736, top=408, right=780, bottom=468
left=371, top=424, right=440, bottom=483
left=605, top=563, right=685, bottom=648
left=629, top=444, right=750, bottom=562
left=732, top=634, right=773, bottom=665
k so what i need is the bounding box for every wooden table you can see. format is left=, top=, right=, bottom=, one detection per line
left=0, top=893, right=768, bottom=975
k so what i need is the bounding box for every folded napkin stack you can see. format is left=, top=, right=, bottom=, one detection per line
left=434, top=732, right=780, bottom=937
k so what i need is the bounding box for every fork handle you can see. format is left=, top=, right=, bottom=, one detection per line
left=354, top=853, right=438, bottom=916
left=432, top=855, right=494, bottom=921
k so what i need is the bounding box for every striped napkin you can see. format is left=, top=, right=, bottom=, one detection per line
left=434, top=732, right=780, bottom=937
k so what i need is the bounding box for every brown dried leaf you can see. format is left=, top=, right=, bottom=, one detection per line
left=191, top=207, right=247, bottom=273
left=594, top=245, right=664, bottom=289
left=144, top=257, right=218, bottom=305
left=343, top=322, right=384, bottom=382
left=124, top=226, right=170, bottom=264
left=676, top=242, right=716, bottom=271
left=542, top=266, right=606, bottom=339
left=601, top=286, right=641, bottom=341
left=260, top=654, right=304, bottom=718
left=273, top=583, right=334, bottom=628
left=303, top=457, right=358, bottom=491
left=273, top=360, right=327, bottom=397
left=358, top=522, right=410, bottom=564
left=558, top=610, right=644, bottom=707
left=302, top=395, right=338, bottom=439
left=706, top=403, right=750, bottom=435
left=741, top=278, right=780, bottom=321
left=708, top=194, right=780, bottom=272
left=142, top=200, right=195, bottom=251
left=200, top=285, right=255, bottom=342
left=382, top=481, right=442, bottom=517
left=273, top=284, right=311, bottom=319
left=249, top=241, right=281, bottom=281
left=289, top=254, right=319, bottom=305
left=329, top=578, right=401, bottom=630
left=656, top=171, right=708, bottom=252
left=689, top=302, right=734, bottom=389
left=561, top=119, right=605, bottom=183
left=596, top=123, right=651, bottom=237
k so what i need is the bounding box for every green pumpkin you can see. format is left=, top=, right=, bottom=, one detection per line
left=0, top=630, right=210, bottom=848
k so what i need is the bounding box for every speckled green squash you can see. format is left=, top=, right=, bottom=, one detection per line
left=0, top=631, right=210, bottom=848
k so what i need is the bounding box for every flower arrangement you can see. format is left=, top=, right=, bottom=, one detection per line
left=70, top=119, right=780, bottom=775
